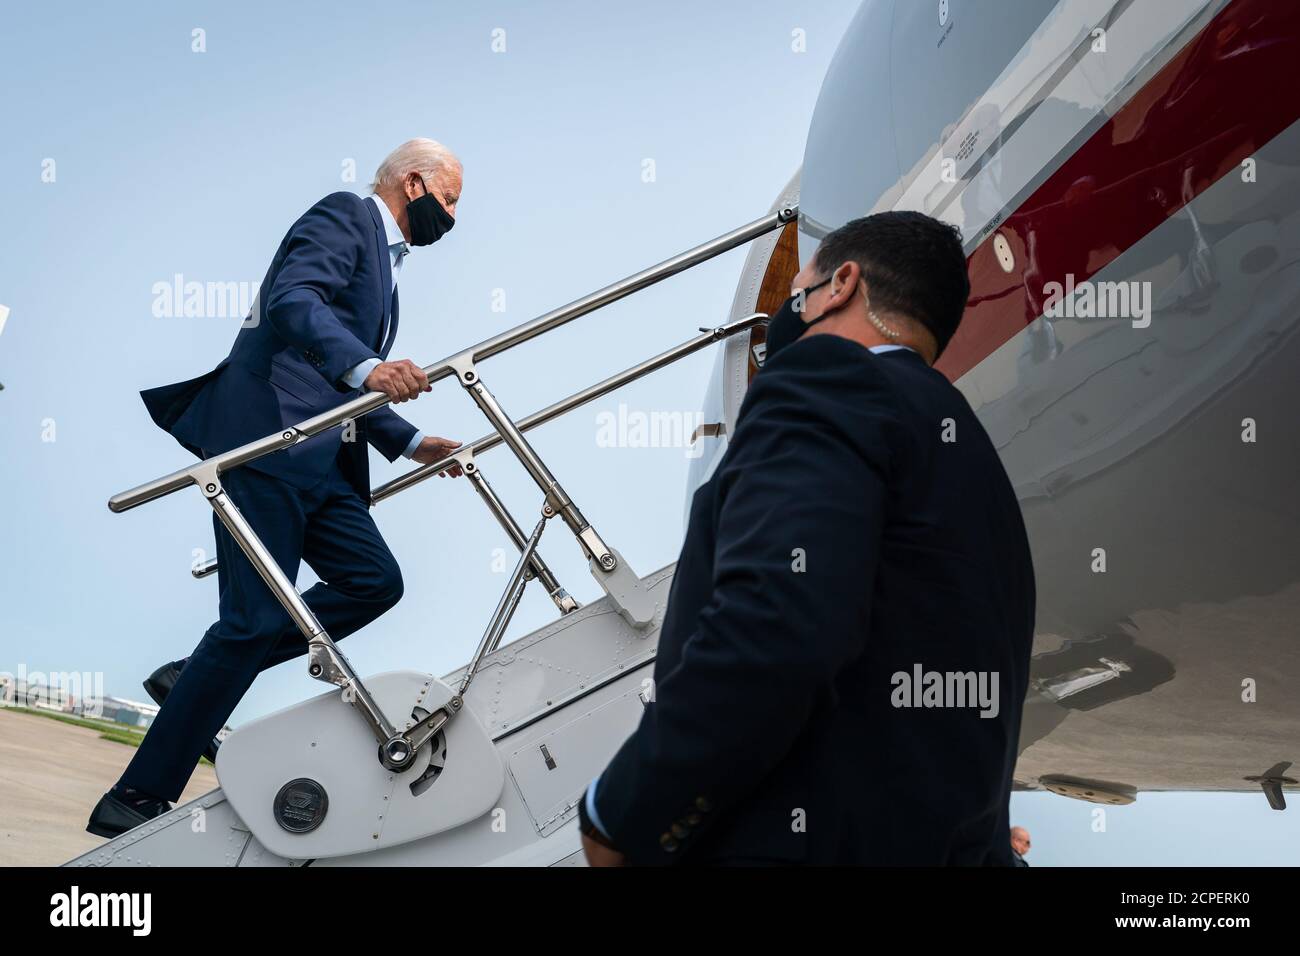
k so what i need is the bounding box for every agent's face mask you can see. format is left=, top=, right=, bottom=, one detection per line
left=407, top=175, right=456, bottom=246
left=764, top=275, right=833, bottom=361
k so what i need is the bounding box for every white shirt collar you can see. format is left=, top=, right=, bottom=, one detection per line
left=368, top=194, right=408, bottom=253
left=868, top=344, right=916, bottom=355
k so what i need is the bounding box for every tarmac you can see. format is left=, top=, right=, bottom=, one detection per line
left=0, top=707, right=218, bottom=866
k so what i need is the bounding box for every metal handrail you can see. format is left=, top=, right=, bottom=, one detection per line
left=371, top=313, right=767, bottom=505
left=108, top=206, right=795, bottom=514
left=187, top=314, right=768, bottom=581
left=107, top=202, right=795, bottom=771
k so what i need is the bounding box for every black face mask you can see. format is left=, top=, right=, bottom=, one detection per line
left=407, top=175, right=455, bottom=246
left=763, top=276, right=833, bottom=362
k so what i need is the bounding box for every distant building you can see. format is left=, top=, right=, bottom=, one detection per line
left=93, top=696, right=160, bottom=729
left=0, top=676, right=74, bottom=712
left=1, top=674, right=229, bottom=737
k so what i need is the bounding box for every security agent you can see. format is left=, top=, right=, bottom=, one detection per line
left=579, top=211, right=1036, bottom=866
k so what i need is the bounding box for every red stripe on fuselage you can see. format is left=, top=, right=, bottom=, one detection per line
left=935, top=0, right=1300, bottom=382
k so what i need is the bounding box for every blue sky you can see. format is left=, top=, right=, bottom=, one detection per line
left=1, top=0, right=1295, bottom=864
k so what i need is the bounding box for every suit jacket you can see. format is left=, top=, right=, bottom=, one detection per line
left=140, top=191, right=418, bottom=497
left=592, top=335, right=1036, bottom=865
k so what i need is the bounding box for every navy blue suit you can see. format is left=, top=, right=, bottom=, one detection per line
left=121, top=192, right=416, bottom=800
left=140, top=191, right=417, bottom=496
left=591, top=336, right=1036, bottom=865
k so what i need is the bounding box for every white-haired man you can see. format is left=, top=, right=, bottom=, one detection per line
left=88, top=139, right=465, bottom=838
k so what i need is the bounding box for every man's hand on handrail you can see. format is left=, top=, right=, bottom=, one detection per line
left=411, top=436, right=465, bottom=477
left=364, top=359, right=432, bottom=403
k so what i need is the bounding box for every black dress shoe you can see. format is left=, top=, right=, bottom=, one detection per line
left=86, top=788, right=172, bottom=839
left=143, top=660, right=221, bottom=764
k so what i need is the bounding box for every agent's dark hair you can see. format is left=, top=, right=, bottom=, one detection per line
left=812, top=211, right=970, bottom=357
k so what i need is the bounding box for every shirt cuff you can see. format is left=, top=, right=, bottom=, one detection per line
left=401, top=431, right=425, bottom=460
left=343, top=357, right=382, bottom=390
left=584, top=774, right=611, bottom=839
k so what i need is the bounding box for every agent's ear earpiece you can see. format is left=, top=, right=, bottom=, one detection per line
left=867, top=311, right=902, bottom=340
left=860, top=279, right=902, bottom=340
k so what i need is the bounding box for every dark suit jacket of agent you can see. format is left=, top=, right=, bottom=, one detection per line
left=592, top=335, right=1036, bottom=865
left=140, top=191, right=418, bottom=496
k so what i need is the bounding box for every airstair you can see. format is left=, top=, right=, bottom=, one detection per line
left=66, top=202, right=797, bottom=866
